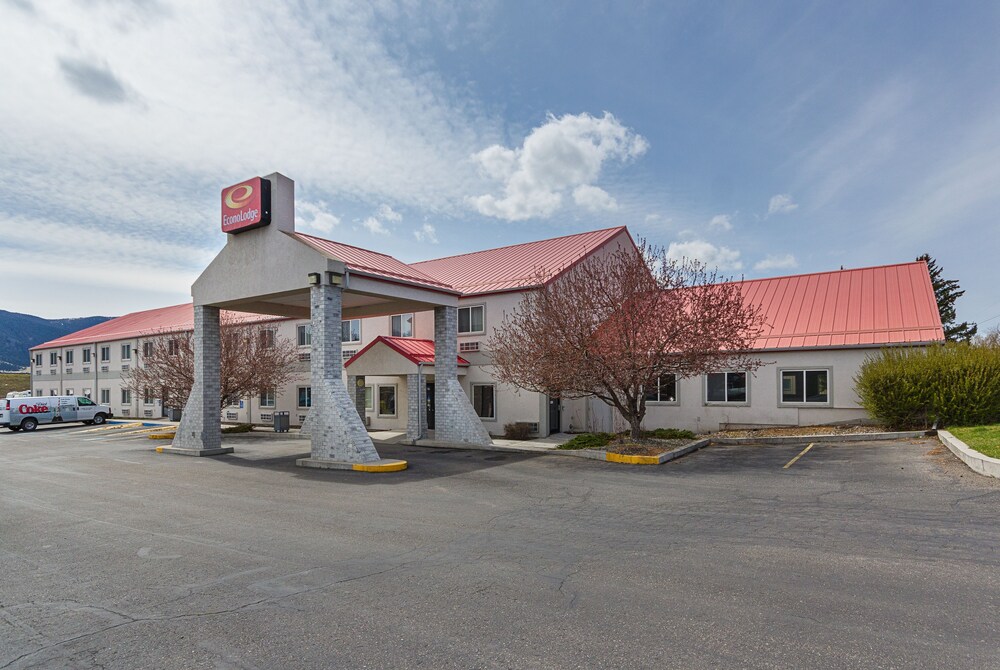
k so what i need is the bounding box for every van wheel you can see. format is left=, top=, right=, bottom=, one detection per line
left=21, top=418, right=38, bottom=432
left=93, top=413, right=107, bottom=425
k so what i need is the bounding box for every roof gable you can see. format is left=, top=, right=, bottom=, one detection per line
left=345, top=336, right=469, bottom=368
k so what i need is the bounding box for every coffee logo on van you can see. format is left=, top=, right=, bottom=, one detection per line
left=221, top=177, right=272, bottom=234
left=18, top=404, right=50, bottom=414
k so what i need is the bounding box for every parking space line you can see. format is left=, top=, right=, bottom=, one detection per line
left=783, top=443, right=814, bottom=469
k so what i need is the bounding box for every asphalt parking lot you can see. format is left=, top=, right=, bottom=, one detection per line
left=2, top=425, right=998, bottom=669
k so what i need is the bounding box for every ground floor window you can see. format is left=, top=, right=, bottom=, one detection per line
left=260, top=389, right=276, bottom=408
left=378, top=384, right=397, bottom=417
left=144, top=388, right=155, bottom=405
left=297, top=386, right=312, bottom=408
left=644, top=375, right=678, bottom=403
left=472, top=383, right=495, bottom=419
left=100, top=389, right=110, bottom=404
left=706, top=372, right=747, bottom=403
left=65, top=388, right=74, bottom=396
left=781, top=369, right=829, bottom=404
left=364, top=386, right=373, bottom=411
left=83, top=388, right=91, bottom=399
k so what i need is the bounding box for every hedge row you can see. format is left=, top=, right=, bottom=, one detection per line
left=855, top=343, right=1000, bottom=429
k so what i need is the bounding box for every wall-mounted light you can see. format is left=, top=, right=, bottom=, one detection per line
left=327, top=272, right=344, bottom=286
left=307, top=272, right=321, bottom=285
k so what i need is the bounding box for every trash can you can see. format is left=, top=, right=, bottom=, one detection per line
left=165, top=408, right=182, bottom=421
left=273, top=411, right=290, bottom=433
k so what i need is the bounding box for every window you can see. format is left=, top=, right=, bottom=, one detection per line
left=364, top=386, right=373, bottom=411
left=644, top=375, right=678, bottom=403
left=472, top=384, right=496, bottom=419
left=50, top=352, right=58, bottom=365
left=36, top=390, right=43, bottom=396
left=121, top=344, right=131, bottom=360
left=82, top=349, right=91, bottom=363
left=260, top=389, right=276, bottom=408
left=121, top=389, right=132, bottom=404
left=378, top=384, right=397, bottom=417
left=297, top=324, right=311, bottom=347
left=50, top=388, right=57, bottom=396
left=79, top=397, right=95, bottom=406
left=297, top=387, right=312, bottom=408
left=458, top=305, right=485, bottom=334
left=65, top=388, right=73, bottom=396
left=34, top=353, right=42, bottom=367
left=100, top=389, right=111, bottom=404
left=65, top=350, right=74, bottom=365
left=100, top=346, right=111, bottom=362
left=143, top=388, right=155, bottom=405
left=390, top=314, right=413, bottom=338
left=260, top=329, right=276, bottom=349
left=143, top=342, right=153, bottom=357
left=342, top=319, right=361, bottom=343
left=706, top=372, right=748, bottom=403
left=781, top=369, right=830, bottom=404
left=83, top=388, right=92, bottom=399
left=168, top=339, right=179, bottom=356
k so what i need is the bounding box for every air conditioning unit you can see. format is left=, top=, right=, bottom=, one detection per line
left=121, top=364, right=129, bottom=371
left=225, top=411, right=238, bottom=421
left=260, top=413, right=273, bottom=423
left=121, top=409, right=130, bottom=416
left=297, top=353, right=311, bottom=362
left=101, top=366, right=109, bottom=373
left=143, top=410, right=152, bottom=418
left=82, top=367, right=90, bottom=373
left=342, top=350, right=357, bottom=360
left=459, top=341, right=480, bottom=352
left=65, top=368, right=72, bottom=374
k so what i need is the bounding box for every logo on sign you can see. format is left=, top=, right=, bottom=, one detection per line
left=18, top=404, right=50, bottom=414
left=221, top=177, right=271, bottom=234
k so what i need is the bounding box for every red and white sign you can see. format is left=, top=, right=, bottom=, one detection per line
left=221, top=177, right=271, bottom=234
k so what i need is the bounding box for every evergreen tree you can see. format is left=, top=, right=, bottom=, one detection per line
left=917, top=254, right=978, bottom=342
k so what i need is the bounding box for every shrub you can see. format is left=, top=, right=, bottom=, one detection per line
left=222, top=423, right=254, bottom=434
left=643, top=428, right=696, bottom=440
left=503, top=422, right=533, bottom=440
left=558, top=432, right=614, bottom=450
left=855, top=343, right=1000, bottom=429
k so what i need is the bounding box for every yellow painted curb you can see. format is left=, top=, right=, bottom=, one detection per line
left=155, top=446, right=164, bottom=453
left=352, top=460, right=408, bottom=473
left=148, top=433, right=176, bottom=440
left=606, top=452, right=660, bottom=465
left=128, top=425, right=177, bottom=435
left=77, top=421, right=144, bottom=433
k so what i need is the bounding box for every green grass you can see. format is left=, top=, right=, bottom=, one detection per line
left=949, top=424, right=1000, bottom=459
left=0, top=373, right=30, bottom=397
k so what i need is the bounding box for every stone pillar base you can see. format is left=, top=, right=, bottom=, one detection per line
left=156, top=445, right=234, bottom=457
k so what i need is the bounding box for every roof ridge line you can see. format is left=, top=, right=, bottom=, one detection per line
left=746, top=260, right=925, bottom=284
left=411, top=226, right=626, bottom=265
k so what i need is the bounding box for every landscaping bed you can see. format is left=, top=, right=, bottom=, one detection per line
left=947, top=425, right=1000, bottom=459
left=713, top=424, right=888, bottom=439
left=558, top=429, right=696, bottom=456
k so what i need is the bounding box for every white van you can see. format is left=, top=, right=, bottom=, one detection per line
left=3, top=396, right=113, bottom=432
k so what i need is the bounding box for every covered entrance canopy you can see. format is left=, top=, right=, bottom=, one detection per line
left=165, top=173, right=491, bottom=469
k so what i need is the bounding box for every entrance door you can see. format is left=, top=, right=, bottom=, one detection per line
left=547, top=395, right=561, bottom=435
left=426, top=382, right=435, bottom=430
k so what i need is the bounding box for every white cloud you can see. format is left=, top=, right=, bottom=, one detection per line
left=572, top=184, right=618, bottom=212
left=708, top=214, right=732, bottom=231
left=362, top=217, right=389, bottom=235
left=470, top=112, right=647, bottom=220
left=767, top=194, right=798, bottom=216
left=297, top=201, right=340, bottom=234
left=754, top=254, right=799, bottom=272
left=414, top=223, right=438, bottom=244
left=376, top=204, right=403, bottom=222
left=666, top=239, right=743, bottom=271
left=644, top=213, right=661, bottom=223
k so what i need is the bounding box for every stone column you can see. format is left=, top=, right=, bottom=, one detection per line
left=297, top=282, right=381, bottom=466
left=433, top=306, right=492, bottom=446
left=405, top=372, right=424, bottom=443
left=166, top=305, right=231, bottom=456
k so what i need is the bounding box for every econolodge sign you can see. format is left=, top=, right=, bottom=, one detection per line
left=221, top=177, right=271, bottom=234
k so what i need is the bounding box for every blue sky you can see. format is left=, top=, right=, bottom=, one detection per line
left=1, top=1, right=998, bottom=329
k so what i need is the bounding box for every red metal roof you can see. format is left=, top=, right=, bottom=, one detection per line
left=743, top=261, right=944, bottom=349
left=345, top=336, right=469, bottom=367
left=292, top=232, right=458, bottom=293
left=411, top=226, right=631, bottom=295
left=31, top=304, right=279, bottom=350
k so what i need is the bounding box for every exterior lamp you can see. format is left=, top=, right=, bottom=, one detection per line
left=307, top=272, right=321, bottom=285
left=327, top=272, right=344, bottom=286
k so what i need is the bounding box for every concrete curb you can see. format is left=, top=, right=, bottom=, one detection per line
left=938, top=430, right=1000, bottom=479
left=296, top=457, right=408, bottom=472
left=710, top=430, right=931, bottom=445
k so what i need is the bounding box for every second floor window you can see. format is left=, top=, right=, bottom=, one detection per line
left=100, top=346, right=111, bottom=362
left=50, top=352, right=58, bottom=365
left=65, top=350, right=74, bottom=365
left=121, top=344, right=131, bottom=360
left=260, top=329, right=276, bottom=349
left=82, top=349, right=91, bottom=363
left=458, top=305, right=485, bottom=334
left=297, top=324, right=311, bottom=347
left=391, top=314, right=413, bottom=338
left=342, top=319, right=361, bottom=343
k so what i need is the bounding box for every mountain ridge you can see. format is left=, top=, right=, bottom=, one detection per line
left=0, top=310, right=114, bottom=371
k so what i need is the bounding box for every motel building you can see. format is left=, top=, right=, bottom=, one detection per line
left=29, top=174, right=944, bottom=469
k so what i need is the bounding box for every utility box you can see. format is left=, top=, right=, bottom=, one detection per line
left=165, top=408, right=182, bottom=421
left=273, top=411, right=290, bottom=433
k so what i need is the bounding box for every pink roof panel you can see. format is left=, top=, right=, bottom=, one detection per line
left=411, top=226, right=630, bottom=295
left=742, top=261, right=943, bottom=349
left=344, top=336, right=469, bottom=367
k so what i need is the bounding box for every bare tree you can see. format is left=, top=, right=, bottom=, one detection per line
left=488, top=239, right=766, bottom=439
left=125, top=318, right=298, bottom=411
